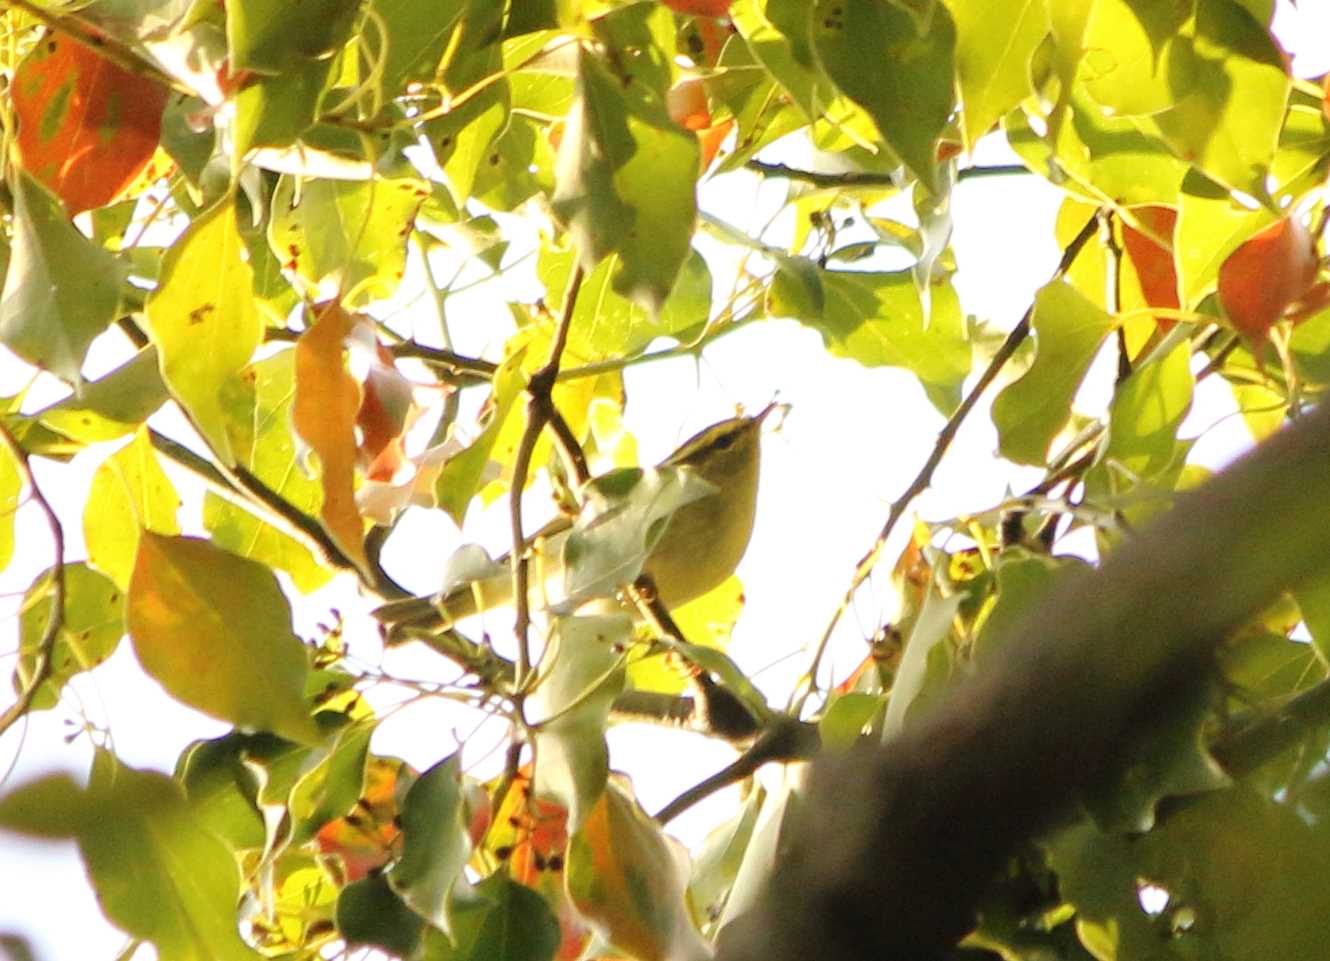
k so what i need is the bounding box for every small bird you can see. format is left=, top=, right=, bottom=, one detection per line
left=375, top=404, right=775, bottom=639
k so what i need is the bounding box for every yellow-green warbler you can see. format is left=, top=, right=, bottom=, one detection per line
left=376, top=404, right=774, bottom=637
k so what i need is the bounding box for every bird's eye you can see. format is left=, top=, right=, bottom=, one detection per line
left=712, top=432, right=737, bottom=451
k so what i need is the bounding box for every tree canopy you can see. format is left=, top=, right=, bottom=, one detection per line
left=2, top=2, right=1330, bottom=961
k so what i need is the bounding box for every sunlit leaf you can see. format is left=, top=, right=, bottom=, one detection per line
left=11, top=32, right=168, bottom=214
left=288, top=721, right=372, bottom=845
left=1139, top=0, right=1290, bottom=197
left=127, top=533, right=321, bottom=744
left=566, top=780, right=710, bottom=961
left=144, top=195, right=262, bottom=466
left=316, top=755, right=414, bottom=883
left=538, top=246, right=713, bottom=362
left=810, top=0, right=955, bottom=190
left=552, top=47, right=698, bottom=314
left=16, top=563, right=124, bottom=712
left=950, top=0, right=1048, bottom=150
left=775, top=265, right=970, bottom=415
left=0, top=174, right=125, bottom=382
left=85, top=427, right=182, bottom=590
left=992, top=280, right=1116, bottom=465
left=293, top=303, right=369, bottom=573
left=268, top=173, right=429, bottom=305
left=1218, top=217, right=1319, bottom=345
left=38, top=347, right=170, bottom=444
left=208, top=350, right=333, bottom=593
left=0, top=751, right=263, bottom=961
left=881, top=591, right=961, bottom=739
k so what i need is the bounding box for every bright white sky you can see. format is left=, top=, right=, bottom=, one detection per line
left=2, top=5, right=1329, bottom=959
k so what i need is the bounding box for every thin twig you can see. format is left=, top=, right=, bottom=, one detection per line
left=744, top=160, right=1030, bottom=190
left=510, top=264, right=585, bottom=688
left=793, top=212, right=1102, bottom=711
left=146, top=430, right=407, bottom=599
left=1099, top=210, right=1131, bottom=385
left=655, top=717, right=820, bottom=824
left=0, top=424, right=65, bottom=740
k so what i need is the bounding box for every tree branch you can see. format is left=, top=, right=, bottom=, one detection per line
left=0, top=424, right=65, bottom=740
left=718, top=398, right=1330, bottom=961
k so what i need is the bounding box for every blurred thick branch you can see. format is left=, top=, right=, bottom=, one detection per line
left=717, top=400, right=1330, bottom=961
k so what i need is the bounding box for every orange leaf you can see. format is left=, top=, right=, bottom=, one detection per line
left=316, top=757, right=414, bottom=883
left=486, top=767, right=591, bottom=961
left=566, top=783, right=708, bottom=961
left=356, top=341, right=414, bottom=483
left=1121, top=205, right=1180, bottom=332
left=660, top=0, right=732, bottom=16
left=1218, top=217, right=1320, bottom=346
left=667, top=78, right=732, bottom=170
left=293, top=303, right=369, bottom=570
left=12, top=32, right=168, bottom=214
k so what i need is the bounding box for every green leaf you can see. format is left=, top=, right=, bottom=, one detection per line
left=551, top=48, right=698, bottom=314
left=365, top=0, right=465, bottom=100
left=0, top=174, right=124, bottom=382
left=206, top=350, right=333, bottom=594
left=227, top=0, right=360, bottom=73
left=37, top=346, right=170, bottom=444
left=232, top=57, right=333, bottom=157
left=0, top=751, right=263, bottom=961
left=1078, top=0, right=1193, bottom=117
left=950, top=0, right=1048, bottom=150
left=1085, top=342, right=1194, bottom=517
left=973, top=550, right=1084, bottom=661
left=539, top=246, right=713, bottom=362
left=731, top=0, right=838, bottom=123
left=337, top=874, right=425, bottom=958
left=420, top=873, right=561, bottom=961
left=84, top=427, right=182, bottom=590
left=288, top=721, right=372, bottom=845
left=1140, top=0, right=1290, bottom=197
left=144, top=196, right=262, bottom=466
left=881, top=591, right=961, bottom=739
left=126, top=533, right=321, bottom=744
left=268, top=172, right=428, bottom=306
left=566, top=782, right=710, bottom=961
left=992, top=280, right=1116, bottom=465
left=16, top=563, right=124, bottom=711
left=426, top=78, right=510, bottom=208
left=471, top=114, right=555, bottom=212
left=777, top=266, right=970, bottom=415
left=811, top=0, right=955, bottom=190
left=688, top=786, right=764, bottom=931
left=176, top=732, right=279, bottom=851
left=531, top=615, right=628, bottom=830
left=1082, top=684, right=1230, bottom=833
left=1294, top=568, right=1330, bottom=665
left=818, top=692, right=885, bottom=751
left=1051, top=788, right=1330, bottom=960
left=436, top=339, right=529, bottom=525
left=389, top=754, right=482, bottom=935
